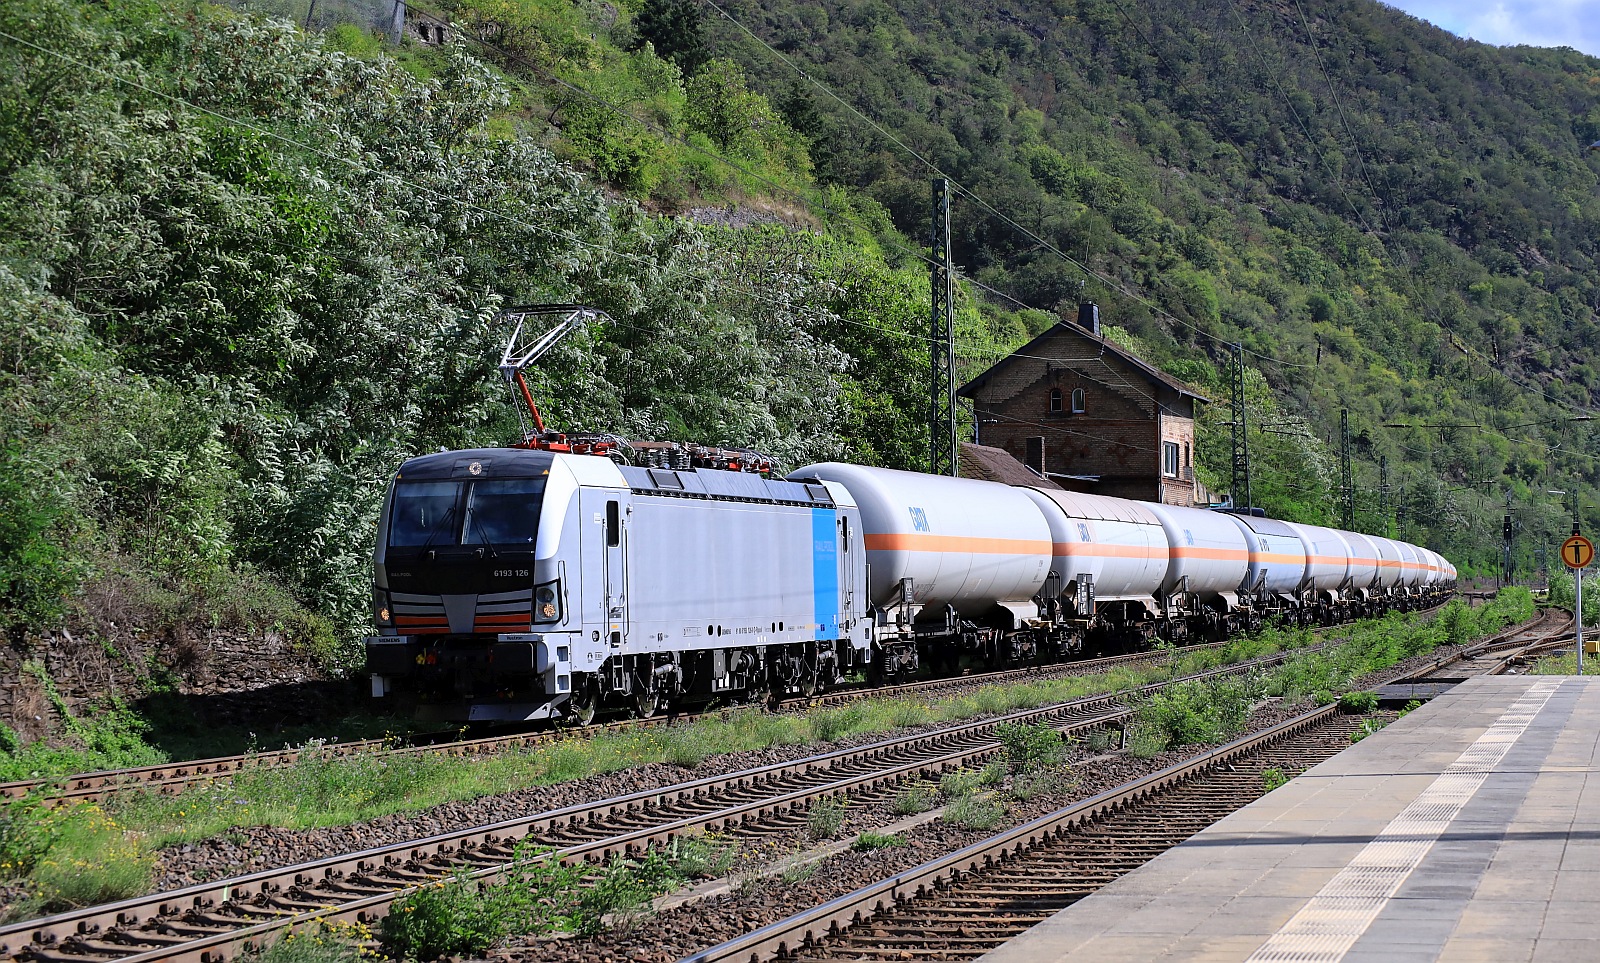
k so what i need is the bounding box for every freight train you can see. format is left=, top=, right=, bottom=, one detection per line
left=363, top=448, right=1455, bottom=722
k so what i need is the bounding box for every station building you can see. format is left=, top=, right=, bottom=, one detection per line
left=957, top=304, right=1213, bottom=507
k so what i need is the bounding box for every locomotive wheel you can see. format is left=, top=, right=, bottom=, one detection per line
left=569, top=677, right=601, bottom=726
left=633, top=684, right=660, bottom=719
left=799, top=663, right=821, bottom=699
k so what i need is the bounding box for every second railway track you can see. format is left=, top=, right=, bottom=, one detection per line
left=0, top=637, right=1255, bottom=807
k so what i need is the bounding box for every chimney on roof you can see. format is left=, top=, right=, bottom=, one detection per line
left=1077, top=302, right=1100, bottom=336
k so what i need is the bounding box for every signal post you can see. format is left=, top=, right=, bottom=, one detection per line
left=1563, top=532, right=1594, bottom=674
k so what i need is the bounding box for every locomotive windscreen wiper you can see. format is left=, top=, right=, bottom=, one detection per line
left=465, top=506, right=500, bottom=558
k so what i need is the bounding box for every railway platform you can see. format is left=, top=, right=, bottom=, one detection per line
left=980, top=675, right=1600, bottom=962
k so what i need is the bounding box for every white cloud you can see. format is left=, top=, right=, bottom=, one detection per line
left=1384, top=0, right=1600, bottom=57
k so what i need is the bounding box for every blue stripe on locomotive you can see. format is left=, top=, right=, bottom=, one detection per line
left=812, top=508, right=838, bottom=640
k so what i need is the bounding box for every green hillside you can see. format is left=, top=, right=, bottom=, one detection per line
left=2, top=0, right=1598, bottom=670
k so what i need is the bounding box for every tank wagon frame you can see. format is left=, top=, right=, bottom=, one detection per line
left=366, top=452, right=1456, bottom=722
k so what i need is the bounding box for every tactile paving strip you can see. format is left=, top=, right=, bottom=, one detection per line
left=1244, top=679, right=1564, bottom=963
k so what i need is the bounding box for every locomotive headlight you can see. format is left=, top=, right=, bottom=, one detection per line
left=533, top=579, right=562, bottom=623
left=379, top=607, right=391, bottom=623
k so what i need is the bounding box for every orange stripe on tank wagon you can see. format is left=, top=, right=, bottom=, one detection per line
left=1169, top=546, right=1250, bottom=561
left=1252, top=552, right=1307, bottom=564
left=1051, top=543, right=1167, bottom=559
left=863, top=533, right=1052, bottom=554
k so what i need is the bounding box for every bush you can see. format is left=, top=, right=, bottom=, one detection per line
left=996, top=721, right=1064, bottom=773
left=1350, top=718, right=1388, bottom=743
left=575, top=850, right=681, bottom=935
left=1125, top=723, right=1169, bottom=758
left=1338, top=691, right=1379, bottom=713
left=806, top=795, right=848, bottom=840
left=1130, top=673, right=1261, bottom=749
left=383, top=856, right=578, bottom=960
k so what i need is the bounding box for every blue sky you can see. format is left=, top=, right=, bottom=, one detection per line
left=1382, top=1, right=1600, bottom=57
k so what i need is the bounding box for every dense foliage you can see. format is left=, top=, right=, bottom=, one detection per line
left=2, top=0, right=1598, bottom=665
left=1, top=0, right=1008, bottom=652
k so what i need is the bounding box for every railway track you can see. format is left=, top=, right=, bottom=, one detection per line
left=679, top=609, right=1573, bottom=963
left=0, top=638, right=1247, bottom=807
left=0, top=643, right=1330, bottom=963
left=683, top=707, right=1366, bottom=963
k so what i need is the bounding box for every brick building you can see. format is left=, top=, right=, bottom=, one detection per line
left=957, top=304, right=1210, bottom=506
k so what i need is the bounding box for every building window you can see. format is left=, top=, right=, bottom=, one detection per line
left=1049, top=388, right=1062, bottom=413
left=1163, top=441, right=1180, bottom=477
left=1071, top=388, right=1086, bottom=413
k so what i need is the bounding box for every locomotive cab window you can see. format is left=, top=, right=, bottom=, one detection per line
left=389, top=482, right=459, bottom=547
left=388, top=478, right=545, bottom=551
left=463, top=479, right=544, bottom=547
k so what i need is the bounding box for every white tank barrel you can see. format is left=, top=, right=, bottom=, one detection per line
left=792, top=463, right=1052, bottom=616
left=1343, top=531, right=1382, bottom=592
left=1285, top=523, right=1351, bottom=595
left=1019, top=489, right=1168, bottom=602
left=1142, top=503, right=1251, bottom=600
left=1370, top=536, right=1405, bottom=589
left=1226, top=514, right=1310, bottom=597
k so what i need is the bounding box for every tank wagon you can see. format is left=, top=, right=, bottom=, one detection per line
left=366, top=451, right=1456, bottom=721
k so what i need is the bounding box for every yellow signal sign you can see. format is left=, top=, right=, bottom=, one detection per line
left=1561, top=534, right=1595, bottom=570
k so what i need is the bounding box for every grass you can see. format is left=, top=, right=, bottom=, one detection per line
left=891, top=781, right=937, bottom=815
left=940, top=763, right=1004, bottom=799
left=0, top=796, right=155, bottom=915
left=381, top=838, right=720, bottom=957
left=806, top=795, right=848, bottom=840
left=852, top=831, right=905, bottom=851
left=943, top=793, right=1007, bottom=830
left=1261, top=768, right=1290, bottom=792
left=243, top=920, right=377, bottom=963
left=3, top=597, right=1524, bottom=912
